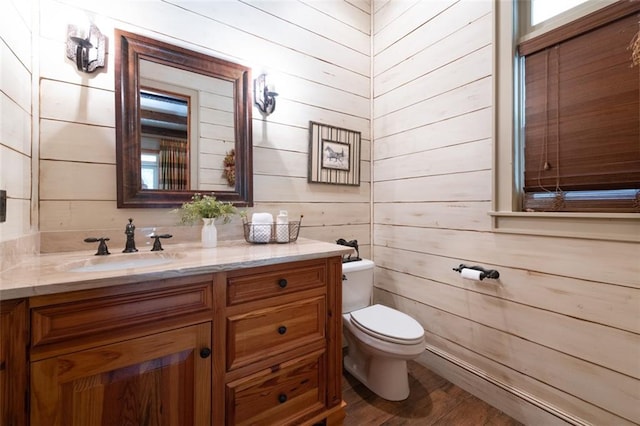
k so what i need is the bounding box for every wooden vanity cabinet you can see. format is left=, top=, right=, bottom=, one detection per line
left=0, top=299, right=28, bottom=426
left=28, top=274, right=215, bottom=426
left=222, top=257, right=345, bottom=426
left=3, top=255, right=345, bottom=425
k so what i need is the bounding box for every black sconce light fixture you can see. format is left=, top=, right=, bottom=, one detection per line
left=66, top=23, right=106, bottom=73
left=254, top=73, right=278, bottom=115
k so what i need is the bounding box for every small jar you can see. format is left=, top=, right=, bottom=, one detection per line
left=276, top=210, right=289, bottom=243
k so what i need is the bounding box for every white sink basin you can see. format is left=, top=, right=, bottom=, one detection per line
left=63, top=252, right=184, bottom=273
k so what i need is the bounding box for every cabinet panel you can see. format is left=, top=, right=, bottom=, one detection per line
left=226, top=259, right=326, bottom=306
left=31, top=276, right=213, bottom=356
left=226, top=350, right=326, bottom=426
left=0, top=299, right=28, bottom=426
left=31, top=323, right=211, bottom=426
left=227, top=296, right=325, bottom=370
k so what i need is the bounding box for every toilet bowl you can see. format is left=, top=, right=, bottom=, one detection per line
left=341, top=259, right=425, bottom=401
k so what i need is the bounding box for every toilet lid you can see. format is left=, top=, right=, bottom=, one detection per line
left=350, top=304, right=424, bottom=344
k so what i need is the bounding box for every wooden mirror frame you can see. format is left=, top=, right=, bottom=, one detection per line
left=115, top=29, right=253, bottom=208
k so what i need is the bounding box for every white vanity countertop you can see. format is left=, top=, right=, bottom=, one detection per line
left=0, top=238, right=353, bottom=300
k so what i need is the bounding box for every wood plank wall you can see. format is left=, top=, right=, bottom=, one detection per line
left=371, top=1, right=640, bottom=424
left=0, top=0, right=33, bottom=249
left=35, top=0, right=372, bottom=254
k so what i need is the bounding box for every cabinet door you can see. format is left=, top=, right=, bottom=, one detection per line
left=0, top=299, right=28, bottom=426
left=31, top=323, right=211, bottom=426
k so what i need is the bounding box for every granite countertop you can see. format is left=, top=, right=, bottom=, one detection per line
left=0, top=238, right=353, bottom=300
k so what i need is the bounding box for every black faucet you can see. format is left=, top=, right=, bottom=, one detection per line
left=123, top=218, right=138, bottom=253
left=150, top=234, right=173, bottom=251
left=84, top=237, right=110, bottom=255
left=336, top=238, right=361, bottom=263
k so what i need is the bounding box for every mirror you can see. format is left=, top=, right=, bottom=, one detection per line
left=115, top=30, right=253, bottom=208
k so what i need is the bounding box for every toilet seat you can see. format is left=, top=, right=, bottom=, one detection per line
left=350, top=304, right=424, bottom=345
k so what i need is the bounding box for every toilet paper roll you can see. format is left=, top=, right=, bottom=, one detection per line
left=461, top=268, right=483, bottom=281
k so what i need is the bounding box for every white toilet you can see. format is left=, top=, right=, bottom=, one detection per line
left=341, top=259, right=425, bottom=401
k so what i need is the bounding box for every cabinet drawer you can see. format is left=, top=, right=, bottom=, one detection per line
left=226, top=259, right=326, bottom=306
left=226, top=351, right=325, bottom=426
left=31, top=275, right=213, bottom=354
left=227, top=296, right=325, bottom=370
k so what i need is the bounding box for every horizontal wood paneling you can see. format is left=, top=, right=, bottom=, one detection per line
left=40, top=120, right=114, bottom=163
left=0, top=1, right=32, bottom=70
left=0, top=0, right=32, bottom=246
left=374, top=170, right=492, bottom=202
left=372, top=1, right=639, bottom=423
left=373, top=0, right=454, bottom=57
left=375, top=0, right=487, bottom=74
left=374, top=9, right=492, bottom=96
left=373, top=107, right=492, bottom=161
left=0, top=92, right=32, bottom=156
left=1, top=147, right=30, bottom=199
left=373, top=0, right=417, bottom=36
left=1, top=42, right=31, bottom=112
left=245, top=0, right=370, bottom=55
left=374, top=245, right=640, bottom=334
left=374, top=225, right=639, bottom=288
left=374, top=76, right=492, bottom=139
left=374, top=44, right=492, bottom=119
left=1, top=200, right=31, bottom=242
left=303, top=0, right=371, bottom=35
left=376, top=266, right=639, bottom=379
left=374, top=138, right=491, bottom=182
left=255, top=175, right=370, bottom=204
left=40, top=80, right=114, bottom=127
left=40, top=160, right=115, bottom=201
left=374, top=201, right=492, bottom=231
left=379, top=292, right=635, bottom=426
left=32, top=0, right=371, bottom=251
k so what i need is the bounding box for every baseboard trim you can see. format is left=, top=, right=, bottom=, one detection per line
left=421, top=344, right=588, bottom=426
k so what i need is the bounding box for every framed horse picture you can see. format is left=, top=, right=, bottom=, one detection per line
left=308, top=121, right=361, bottom=186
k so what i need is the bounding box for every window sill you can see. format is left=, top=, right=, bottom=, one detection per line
left=489, top=211, right=640, bottom=242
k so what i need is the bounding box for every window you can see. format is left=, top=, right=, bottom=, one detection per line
left=141, top=152, right=159, bottom=190
left=492, top=1, right=640, bottom=240
left=530, top=0, right=589, bottom=26
left=519, top=3, right=640, bottom=212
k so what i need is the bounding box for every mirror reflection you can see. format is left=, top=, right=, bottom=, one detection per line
left=115, top=30, right=253, bottom=208
left=139, top=60, right=236, bottom=192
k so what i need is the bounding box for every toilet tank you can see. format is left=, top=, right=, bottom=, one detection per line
left=341, top=259, right=375, bottom=313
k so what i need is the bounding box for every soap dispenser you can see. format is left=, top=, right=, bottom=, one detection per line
left=276, top=210, right=289, bottom=243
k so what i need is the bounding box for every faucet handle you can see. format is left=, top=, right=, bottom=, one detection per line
left=84, top=237, right=111, bottom=256
left=150, top=234, right=172, bottom=251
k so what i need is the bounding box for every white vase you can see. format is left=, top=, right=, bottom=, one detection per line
left=201, top=218, right=217, bottom=248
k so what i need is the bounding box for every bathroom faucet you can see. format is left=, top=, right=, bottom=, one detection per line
left=123, top=218, right=138, bottom=253
left=84, top=237, right=110, bottom=255
left=336, top=238, right=361, bottom=263
left=150, top=234, right=173, bottom=251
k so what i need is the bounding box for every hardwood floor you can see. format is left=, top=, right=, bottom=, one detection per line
left=342, top=360, right=523, bottom=426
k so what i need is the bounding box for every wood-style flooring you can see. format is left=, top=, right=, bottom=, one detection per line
left=342, top=360, right=523, bottom=426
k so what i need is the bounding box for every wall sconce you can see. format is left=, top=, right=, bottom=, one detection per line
left=66, top=23, right=106, bottom=73
left=254, top=74, right=278, bottom=115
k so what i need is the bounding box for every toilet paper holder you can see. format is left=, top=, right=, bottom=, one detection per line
left=452, top=264, right=500, bottom=280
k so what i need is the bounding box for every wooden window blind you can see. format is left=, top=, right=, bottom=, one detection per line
left=519, top=2, right=640, bottom=212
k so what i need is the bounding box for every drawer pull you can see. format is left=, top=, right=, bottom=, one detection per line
left=199, top=347, right=212, bottom=358
left=277, top=326, right=287, bottom=335
left=278, top=278, right=288, bottom=288
left=278, top=393, right=288, bottom=403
